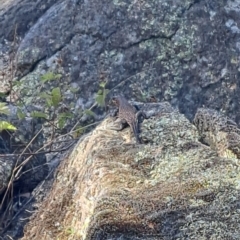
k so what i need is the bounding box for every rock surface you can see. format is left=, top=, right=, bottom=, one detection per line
left=1, top=0, right=240, bottom=124
left=20, top=102, right=240, bottom=240
left=1, top=0, right=240, bottom=239
left=194, top=107, right=240, bottom=158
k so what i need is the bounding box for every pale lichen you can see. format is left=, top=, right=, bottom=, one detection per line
left=21, top=103, right=240, bottom=239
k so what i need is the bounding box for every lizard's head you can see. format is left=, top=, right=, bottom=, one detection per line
left=111, top=95, right=123, bottom=106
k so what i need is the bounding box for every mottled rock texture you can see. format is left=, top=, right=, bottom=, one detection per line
left=21, top=102, right=240, bottom=240
left=1, top=0, right=240, bottom=239
left=194, top=107, right=240, bottom=158
left=1, top=0, right=240, bottom=124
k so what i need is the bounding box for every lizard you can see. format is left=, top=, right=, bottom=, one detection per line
left=111, top=95, right=146, bottom=143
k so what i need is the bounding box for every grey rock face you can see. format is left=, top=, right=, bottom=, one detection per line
left=1, top=0, right=240, bottom=125
left=0, top=0, right=58, bottom=41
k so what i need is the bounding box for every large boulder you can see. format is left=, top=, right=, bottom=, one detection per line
left=20, top=102, right=240, bottom=239
left=1, top=0, right=240, bottom=125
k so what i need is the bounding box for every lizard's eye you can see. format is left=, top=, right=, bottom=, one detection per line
left=111, top=97, right=118, bottom=105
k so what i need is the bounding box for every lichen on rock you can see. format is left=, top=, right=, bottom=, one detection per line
left=21, top=103, right=240, bottom=239
left=194, top=107, right=240, bottom=159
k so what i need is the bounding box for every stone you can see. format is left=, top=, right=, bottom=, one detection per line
left=20, top=103, right=240, bottom=240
